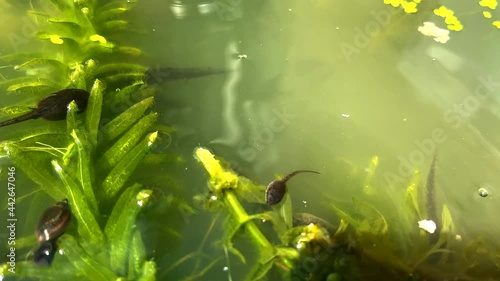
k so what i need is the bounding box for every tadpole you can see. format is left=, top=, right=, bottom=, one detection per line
left=0, top=88, right=90, bottom=128
left=265, top=170, right=320, bottom=205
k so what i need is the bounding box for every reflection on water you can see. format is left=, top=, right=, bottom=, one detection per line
left=1, top=0, right=500, bottom=279
left=209, top=40, right=243, bottom=146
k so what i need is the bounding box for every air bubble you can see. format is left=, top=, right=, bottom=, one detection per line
left=478, top=187, right=489, bottom=197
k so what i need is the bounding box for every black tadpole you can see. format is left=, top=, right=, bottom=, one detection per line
left=0, top=88, right=90, bottom=128
left=265, top=170, right=320, bottom=205
left=145, top=67, right=229, bottom=84
left=33, top=199, right=71, bottom=266
left=33, top=240, right=56, bottom=266
left=36, top=199, right=71, bottom=244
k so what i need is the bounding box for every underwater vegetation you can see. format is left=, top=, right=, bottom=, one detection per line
left=0, top=1, right=499, bottom=281
left=192, top=148, right=500, bottom=280
left=0, top=0, right=164, bottom=280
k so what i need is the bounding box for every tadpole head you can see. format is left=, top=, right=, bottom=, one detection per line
left=265, top=179, right=286, bottom=205
left=37, top=89, right=90, bottom=120
left=33, top=241, right=56, bottom=266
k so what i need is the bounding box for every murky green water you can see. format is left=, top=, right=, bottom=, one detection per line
left=1, top=0, right=500, bottom=280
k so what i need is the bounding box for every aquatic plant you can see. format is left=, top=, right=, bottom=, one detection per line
left=192, top=149, right=500, bottom=280
left=0, top=0, right=166, bottom=280
left=2, top=1, right=498, bottom=280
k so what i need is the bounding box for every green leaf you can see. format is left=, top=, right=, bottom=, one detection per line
left=137, top=261, right=157, bottom=281
left=102, top=20, right=129, bottom=31
left=3, top=142, right=66, bottom=200
left=16, top=131, right=67, bottom=145
left=128, top=230, right=146, bottom=280
left=70, top=129, right=98, bottom=215
left=105, top=80, right=144, bottom=108
left=96, top=7, right=130, bottom=23
left=0, top=261, right=77, bottom=280
left=14, top=58, right=67, bottom=73
left=52, top=160, right=104, bottom=246
left=58, top=235, right=118, bottom=281
left=363, top=155, right=378, bottom=195
left=36, top=31, right=79, bottom=45
left=280, top=191, right=293, bottom=229
left=95, top=63, right=147, bottom=76
left=403, top=169, right=422, bottom=220
left=101, top=96, right=154, bottom=142
left=352, top=197, right=388, bottom=235
left=98, top=112, right=157, bottom=171
left=66, top=100, right=83, bottom=136
left=102, top=72, right=146, bottom=86
left=265, top=209, right=290, bottom=244
left=331, top=203, right=360, bottom=228
left=0, top=77, right=61, bottom=94
left=66, top=101, right=96, bottom=216
left=0, top=52, right=59, bottom=63
left=46, top=19, right=83, bottom=37
left=104, top=183, right=140, bottom=237
left=0, top=105, right=32, bottom=115
left=116, top=46, right=142, bottom=56
left=100, top=131, right=158, bottom=199
left=225, top=243, right=247, bottom=264
left=104, top=185, right=152, bottom=275
left=85, top=79, right=104, bottom=146
left=440, top=204, right=454, bottom=234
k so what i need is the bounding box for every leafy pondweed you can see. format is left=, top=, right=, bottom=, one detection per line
left=0, top=0, right=166, bottom=280
left=191, top=147, right=500, bottom=280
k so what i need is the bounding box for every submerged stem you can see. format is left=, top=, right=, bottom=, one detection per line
left=194, top=147, right=274, bottom=259
left=225, top=191, right=273, bottom=253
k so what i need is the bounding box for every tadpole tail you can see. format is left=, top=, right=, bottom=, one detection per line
left=282, top=170, right=321, bottom=183
left=0, top=110, right=40, bottom=128
left=146, top=67, right=230, bottom=84
left=293, top=212, right=336, bottom=234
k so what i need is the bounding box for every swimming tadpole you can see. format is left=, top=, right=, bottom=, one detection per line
left=265, top=170, right=321, bottom=205
left=33, top=199, right=71, bottom=266
left=0, top=88, right=90, bottom=128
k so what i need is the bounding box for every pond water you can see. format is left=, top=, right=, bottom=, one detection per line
left=1, top=0, right=500, bottom=280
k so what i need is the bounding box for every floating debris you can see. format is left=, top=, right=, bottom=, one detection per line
left=418, top=22, right=450, bottom=43
left=418, top=219, right=437, bottom=234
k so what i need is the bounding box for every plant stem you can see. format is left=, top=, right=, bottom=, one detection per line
left=194, top=147, right=274, bottom=258
left=225, top=191, right=273, bottom=253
